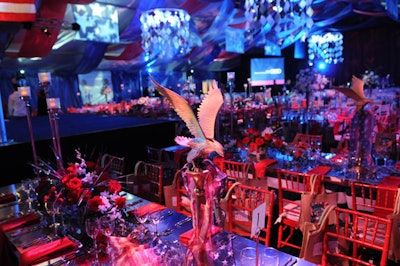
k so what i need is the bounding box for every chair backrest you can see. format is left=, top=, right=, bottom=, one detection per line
left=134, top=161, right=164, bottom=204
left=175, top=169, right=192, bottom=216
left=277, top=169, right=318, bottom=223
left=225, top=183, right=275, bottom=246
left=322, top=207, right=393, bottom=266
left=222, top=160, right=255, bottom=181
left=292, top=133, right=322, bottom=150
left=100, top=153, right=125, bottom=177
left=146, top=145, right=167, bottom=164
left=350, top=181, right=399, bottom=218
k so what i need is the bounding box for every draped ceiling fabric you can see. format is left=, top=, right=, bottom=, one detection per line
left=0, top=0, right=397, bottom=74
left=0, top=0, right=398, bottom=111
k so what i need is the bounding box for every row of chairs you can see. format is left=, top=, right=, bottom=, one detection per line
left=105, top=148, right=399, bottom=265
left=174, top=163, right=399, bottom=265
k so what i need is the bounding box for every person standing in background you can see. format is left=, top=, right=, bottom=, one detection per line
left=36, top=89, right=47, bottom=116
left=7, top=77, right=27, bottom=118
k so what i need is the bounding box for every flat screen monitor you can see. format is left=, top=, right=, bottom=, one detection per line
left=250, top=57, right=285, bottom=86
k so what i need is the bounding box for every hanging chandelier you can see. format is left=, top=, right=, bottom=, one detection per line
left=244, top=0, right=314, bottom=48
left=308, top=32, right=344, bottom=66
left=140, top=8, right=192, bottom=60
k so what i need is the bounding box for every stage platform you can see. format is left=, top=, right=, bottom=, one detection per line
left=0, top=113, right=178, bottom=187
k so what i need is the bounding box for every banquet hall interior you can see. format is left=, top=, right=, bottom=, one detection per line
left=0, top=0, right=400, bottom=265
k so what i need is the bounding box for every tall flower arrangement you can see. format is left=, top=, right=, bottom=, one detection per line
left=362, top=70, right=380, bottom=87
left=295, top=67, right=329, bottom=92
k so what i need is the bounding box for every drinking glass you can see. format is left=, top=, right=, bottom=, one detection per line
left=150, top=210, right=161, bottom=236
left=21, top=179, right=36, bottom=211
left=45, top=199, right=62, bottom=237
left=85, top=217, right=100, bottom=265
left=131, top=206, right=149, bottom=242
left=240, top=247, right=260, bottom=266
left=99, top=216, right=115, bottom=254
left=262, top=247, right=279, bottom=266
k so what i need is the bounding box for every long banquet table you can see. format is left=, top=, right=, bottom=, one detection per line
left=0, top=183, right=316, bottom=266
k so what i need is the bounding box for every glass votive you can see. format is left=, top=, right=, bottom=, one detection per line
left=46, top=98, right=60, bottom=109
left=18, top=86, right=31, bottom=98
left=262, top=247, right=279, bottom=266
left=240, top=247, right=260, bottom=266
left=38, top=72, right=51, bottom=84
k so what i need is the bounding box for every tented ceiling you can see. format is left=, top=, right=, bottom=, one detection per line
left=0, top=0, right=398, bottom=74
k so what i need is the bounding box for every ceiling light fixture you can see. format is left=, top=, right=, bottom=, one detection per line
left=308, top=32, right=344, bottom=66
left=244, top=0, right=314, bottom=48
left=140, top=8, right=192, bottom=60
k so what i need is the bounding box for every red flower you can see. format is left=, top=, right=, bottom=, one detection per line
left=242, top=136, right=250, bottom=144
left=88, top=196, right=103, bottom=212
left=249, top=142, right=258, bottom=152
left=255, top=137, right=265, bottom=146
left=295, top=150, right=303, bottom=159
left=66, top=163, right=79, bottom=176
left=264, top=133, right=273, bottom=142
left=114, top=197, right=126, bottom=209
left=108, top=180, right=122, bottom=194
left=274, top=139, right=283, bottom=148
left=65, top=177, right=82, bottom=191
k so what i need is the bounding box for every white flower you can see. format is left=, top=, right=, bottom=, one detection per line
left=262, top=127, right=274, bottom=135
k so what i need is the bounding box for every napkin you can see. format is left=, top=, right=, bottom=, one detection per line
left=130, top=202, right=166, bottom=217
left=0, top=193, right=18, bottom=204
left=213, top=157, right=225, bottom=171
left=179, top=225, right=222, bottom=247
left=0, top=212, right=40, bottom=232
left=19, top=236, right=78, bottom=266
left=254, top=159, right=278, bottom=178
left=307, top=166, right=331, bottom=176
left=379, top=176, right=400, bottom=187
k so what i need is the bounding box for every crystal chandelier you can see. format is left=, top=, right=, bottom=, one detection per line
left=244, top=0, right=314, bottom=48
left=140, top=8, right=192, bottom=60
left=308, top=32, right=344, bottom=65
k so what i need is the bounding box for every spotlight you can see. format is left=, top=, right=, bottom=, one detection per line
left=71, top=22, right=80, bottom=31
left=41, top=27, right=51, bottom=36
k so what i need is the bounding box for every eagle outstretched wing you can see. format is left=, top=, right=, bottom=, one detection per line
left=150, top=76, right=205, bottom=139
left=333, top=75, right=372, bottom=112
left=197, top=80, right=224, bottom=139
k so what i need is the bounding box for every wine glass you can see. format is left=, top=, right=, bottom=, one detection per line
left=149, top=210, right=162, bottom=237
left=131, top=206, right=149, bottom=242
left=85, top=217, right=100, bottom=265
left=99, top=216, right=115, bottom=255
left=21, top=179, right=36, bottom=211
left=44, top=199, right=62, bottom=237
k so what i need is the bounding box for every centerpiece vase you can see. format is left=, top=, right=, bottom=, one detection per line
left=348, top=107, right=375, bottom=180
left=181, top=159, right=227, bottom=266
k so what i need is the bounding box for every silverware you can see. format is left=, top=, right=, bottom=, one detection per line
left=283, top=257, right=297, bottom=266
left=21, top=236, right=51, bottom=249
left=9, top=224, right=43, bottom=238
left=161, top=216, right=192, bottom=236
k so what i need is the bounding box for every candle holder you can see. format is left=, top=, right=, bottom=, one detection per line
left=227, top=72, right=235, bottom=137
left=18, top=86, right=39, bottom=175
left=46, top=97, right=64, bottom=170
